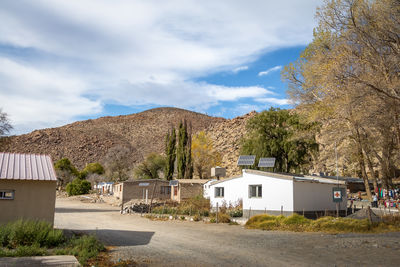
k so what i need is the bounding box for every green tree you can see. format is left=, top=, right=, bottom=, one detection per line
left=134, top=153, right=166, bottom=179
left=80, top=162, right=105, bottom=179
left=54, top=158, right=79, bottom=187
left=164, top=127, right=176, bottom=180
left=241, top=108, right=318, bottom=173
left=66, top=178, right=92, bottom=196
left=177, top=121, right=188, bottom=179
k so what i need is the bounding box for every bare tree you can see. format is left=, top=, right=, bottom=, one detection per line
left=0, top=108, right=12, bottom=136
left=103, top=145, right=132, bottom=182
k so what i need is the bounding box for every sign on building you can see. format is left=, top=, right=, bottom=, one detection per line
left=139, top=183, right=150, bottom=187
left=332, top=187, right=344, bottom=202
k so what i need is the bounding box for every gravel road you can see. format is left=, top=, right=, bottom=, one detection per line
left=55, top=198, right=400, bottom=266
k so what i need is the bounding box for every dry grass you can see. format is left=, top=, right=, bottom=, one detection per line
left=245, top=213, right=400, bottom=233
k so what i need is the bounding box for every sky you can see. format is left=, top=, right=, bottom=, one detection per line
left=0, top=0, right=323, bottom=134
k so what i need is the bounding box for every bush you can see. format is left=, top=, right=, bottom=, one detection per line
left=210, top=213, right=231, bottom=223
left=245, top=214, right=390, bottom=233
left=66, top=178, right=92, bottom=196
left=229, top=209, right=243, bottom=218
left=0, top=220, right=104, bottom=266
left=66, top=235, right=105, bottom=265
left=0, top=220, right=65, bottom=248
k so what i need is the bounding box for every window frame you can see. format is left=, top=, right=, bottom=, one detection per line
left=0, top=190, right=15, bottom=200
left=248, top=185, right=262, bottom=198
left=214, top=187, right=224, bottom=198
left=160, top=186, right=171, bottom=195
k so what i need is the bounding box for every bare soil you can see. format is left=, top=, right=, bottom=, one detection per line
left=55, top=197, right=400, bottom=266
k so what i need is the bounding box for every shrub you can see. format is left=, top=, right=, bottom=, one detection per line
left=193, top=214, right=202, bottom=222
left=229, top=209, right=243, bottom=218
left=0, top=220, right=65, bottom=248
left=210, top=213, right=231, bottom=223
left=66, top=178, right=92, bottom=196
left=65, top=235, right=105, bottom=265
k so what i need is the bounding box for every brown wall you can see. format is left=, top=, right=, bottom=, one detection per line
left=171, top=183, right=204, bottom=202
left=117, top=180, right=171, bottom=203
left=0, top=180, right=56, bottom=225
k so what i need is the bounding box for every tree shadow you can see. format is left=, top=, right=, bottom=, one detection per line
left=55, top=207, right=118, bottom=213
left=66, top=229, right=155, bottom=246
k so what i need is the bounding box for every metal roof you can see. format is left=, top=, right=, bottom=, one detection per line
left=0, top=153, right=57, bottom=181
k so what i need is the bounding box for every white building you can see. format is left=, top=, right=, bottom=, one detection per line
left=94, top=182, right=114, bottom=194
left=209, top=169, right=347, bottom=217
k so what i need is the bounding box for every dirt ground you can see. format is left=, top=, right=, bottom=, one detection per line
left=55, top=197, right=400, bottom=266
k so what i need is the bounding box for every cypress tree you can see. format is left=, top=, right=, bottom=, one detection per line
left=177, top=120, right=187, bottom=179
left=164, top=127, right=176, bottom=181
left=184, top=122, right=193, bottom=179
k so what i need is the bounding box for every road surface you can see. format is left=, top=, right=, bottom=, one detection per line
left=55, top=198, right=400, bottom=266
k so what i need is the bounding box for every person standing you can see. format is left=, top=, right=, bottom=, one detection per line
left=372, top=194, right=378, bottom=208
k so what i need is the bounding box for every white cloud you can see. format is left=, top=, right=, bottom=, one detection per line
left=255, top=97, right=289, bottom=105
left=232, top=66, right=248, bottom=73
left=258, top=65, right=283, bottom=76
left=0, top=0, right=320, bottom=133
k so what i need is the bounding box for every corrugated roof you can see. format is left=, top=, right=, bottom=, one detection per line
left=0, top=153, right=57, bottom=181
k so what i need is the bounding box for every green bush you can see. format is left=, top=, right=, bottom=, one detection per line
left=65, top=235, right=105, bottom=265
left=229, top=209, right=243, bottom=218
left=0, top=220, right=104, bottom=266
left=0, top=220, right=65, bottom=248
left=66, top=178, right=91, bottom=196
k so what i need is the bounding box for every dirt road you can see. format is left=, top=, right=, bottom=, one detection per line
left=55, top=198, right=400, bottom=266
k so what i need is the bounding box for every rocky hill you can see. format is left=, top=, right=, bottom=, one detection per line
left=0, top=108, right=225, bottom=169
left=206, top=111, right=256, bottom=177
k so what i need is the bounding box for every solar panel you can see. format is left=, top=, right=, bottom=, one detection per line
left=237, top=155, right=256, bottom=166
left=258, top=157, right=276, bottom=168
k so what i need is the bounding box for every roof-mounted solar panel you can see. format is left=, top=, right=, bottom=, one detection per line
left=237, top=155, right=256, bottom=166
left=258, top=157, right=276, bottom=168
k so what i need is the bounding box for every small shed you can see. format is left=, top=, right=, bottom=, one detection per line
left=113, top=179, right=171, bottom=203
left=171, top=179, right=208, bottom=202
left=209, top=169, right=347, bottom=218
left=0, top=153, right=57, bottom=224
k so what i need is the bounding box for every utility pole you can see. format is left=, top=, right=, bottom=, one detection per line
left=335, top=141, right=339, bottom=218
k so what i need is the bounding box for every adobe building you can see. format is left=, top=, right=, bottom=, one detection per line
left=171, top=179, right=208, bottom=202
left=0, top=153, right=57, bottom=224
left=114, top=179, right=171, bottom=203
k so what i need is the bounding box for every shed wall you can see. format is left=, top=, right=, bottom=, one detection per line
left=0, top=180, right=56, bottom=224
left=293, top=181, right=347, bottom=212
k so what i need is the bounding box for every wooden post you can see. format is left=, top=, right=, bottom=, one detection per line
left=216, top=202, right=219, bottom=224
left=367, top=206, right=372, bottom=224
left=280, top=205, right=283, bottom=216
left=149, top=180, right=158, bottom=214
left=336, top=203, right=339, bottom=218
left=249, top=207, right=252, bottom=218
left=302, top=208, right=304, bottom=216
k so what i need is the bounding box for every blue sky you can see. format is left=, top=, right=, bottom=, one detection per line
left=0, top=0, right=322, bottom=134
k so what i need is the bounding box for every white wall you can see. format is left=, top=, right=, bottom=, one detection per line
left=293, top=181, right=347, bottom=211
left=203, top=180, right=216, bottom=199
left=209, top=177, right=245, bottom=208
left=242, top=171, right=294, bottom=212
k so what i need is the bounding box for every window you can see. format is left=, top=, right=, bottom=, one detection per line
left=174, top=186, right=178, bottom=196
left=0, top=190, right=14, bottom=200
left=249, top=185, right=262, bottom=198
left=215, top=187, right=224, bottom=197
left=160, top=186, right=171, bottom=195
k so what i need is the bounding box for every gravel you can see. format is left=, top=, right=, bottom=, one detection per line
left=55, top=198, right=400, bottom=266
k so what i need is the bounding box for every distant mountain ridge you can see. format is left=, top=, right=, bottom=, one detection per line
left=1, top=107, right=256, bottom=177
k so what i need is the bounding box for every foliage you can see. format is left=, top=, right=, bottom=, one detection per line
left=103, top=145, right=132, bottom=182
left=80, top=162, right=105, bottom=179
left=66, top=178, right=91, bottom=196
left=134, top=153, right=166, bottom=179
left=54, top=158, right=79, bottom=187
left=245, top=214, right=400, bottom=233
left=192, top=131, right=222, bottom=179
left=282, top=0, right=400, bottom=192
left=164, top=128, right=176, bottom=181
left=152, top=195, right=210, bottom=217
left=241, top=108, right=319, bottom=173
left=177, top=120, right=193, bottom=179
left=0, top=108, right=12, bottom=137
left=210, top=213, right=231, bottom=223
left=0, top=220, right=104, bottom=265
left=0, top=220, right=65, bottom=248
